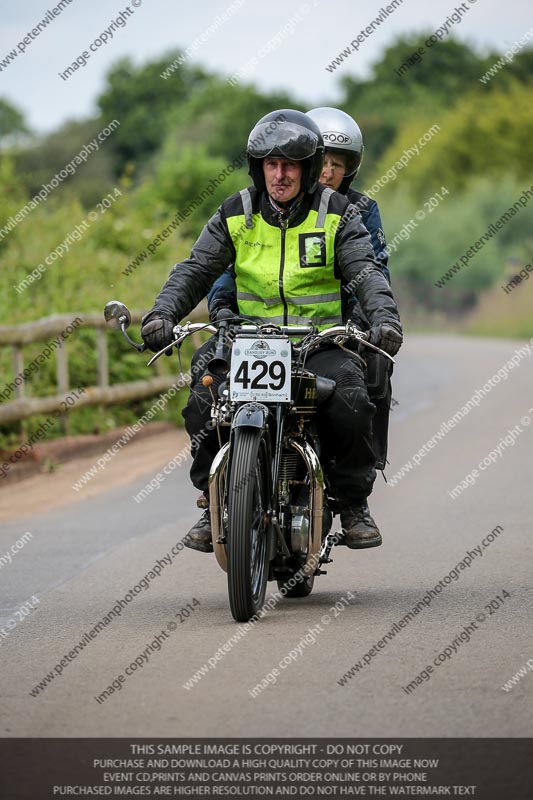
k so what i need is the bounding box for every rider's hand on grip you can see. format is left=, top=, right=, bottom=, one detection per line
left=214, top=308, right=235, bottom=323
left=368, top=322, right=403, bottom=356
left=141, top=314, right=175, bottom=354
left=213, top=307, right=240, bottom=345
left=209, top=301, right=236, bottom=323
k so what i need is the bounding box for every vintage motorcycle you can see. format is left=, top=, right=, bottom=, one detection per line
left=104, top=301, right=393, bottom=622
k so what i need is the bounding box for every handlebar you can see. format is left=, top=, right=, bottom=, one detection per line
left=238, top=324, right=314, bottom=338
left=173, top=322, right=217, bottom=338
left=105, top=301, right=395, bottom=366
left=151, top=319, right=394, bottom=364
left=146, top=322, right=217, bottom=366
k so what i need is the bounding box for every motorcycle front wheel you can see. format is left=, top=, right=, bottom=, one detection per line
left=227, top=428, right=270, bottom=622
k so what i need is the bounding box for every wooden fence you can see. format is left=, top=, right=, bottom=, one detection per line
left=0, top=307, right=205, bottom=427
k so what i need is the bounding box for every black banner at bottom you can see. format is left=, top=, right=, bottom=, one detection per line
left=0, top=739, right=531, bottom=799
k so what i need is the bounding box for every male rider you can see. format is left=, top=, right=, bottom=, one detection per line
left=207, top=107, right=394, bottom=519
left=140, top=110, right=402, bottom=553
left=208, top=108, right=389, bottom=320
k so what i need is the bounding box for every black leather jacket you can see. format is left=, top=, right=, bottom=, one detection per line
left=145, top=184, right=401, bottom=333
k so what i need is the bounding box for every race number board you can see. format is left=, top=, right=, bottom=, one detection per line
left=230, top=337, right=291, bottom=402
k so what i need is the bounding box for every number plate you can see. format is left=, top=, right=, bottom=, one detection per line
left=230, top=337, right=291, bottom=402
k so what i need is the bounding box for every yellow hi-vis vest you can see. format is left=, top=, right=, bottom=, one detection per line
left=226, top=188, right=343, bottom=329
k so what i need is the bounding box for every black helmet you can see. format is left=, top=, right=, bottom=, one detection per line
left=247, top=109, right=325, bottom=194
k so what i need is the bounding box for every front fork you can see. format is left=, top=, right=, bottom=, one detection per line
left=208, top=403, right=333, bottom=578
left=209, top=401, right=276, bottom=574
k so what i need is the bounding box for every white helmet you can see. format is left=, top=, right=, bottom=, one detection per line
left=306, top=107, right=364, bottom=192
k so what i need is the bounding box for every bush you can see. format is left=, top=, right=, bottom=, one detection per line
left=372, top=82, right=533, bottom=197
left=378, top=176, right=533, bottom=313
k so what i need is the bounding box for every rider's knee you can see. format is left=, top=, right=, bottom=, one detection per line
left=329, top=385, right=375, bottom=435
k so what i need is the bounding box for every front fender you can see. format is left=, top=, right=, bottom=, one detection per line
left=231, top=402, right=269, bottom=432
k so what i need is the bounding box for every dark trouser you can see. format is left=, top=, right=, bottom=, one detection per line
left=182, top=339, right=377, bottom=503
left=182, top=338, right=230, bottom=494
left=344, top=301, right=393, bottom=471
left=365, top=351, right=393, bottom=471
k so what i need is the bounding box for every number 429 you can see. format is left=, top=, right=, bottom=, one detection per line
left=233, top=360, right=286, bottom=391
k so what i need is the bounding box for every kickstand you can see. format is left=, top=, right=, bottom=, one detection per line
left=319, top=529, right=344, bottom=565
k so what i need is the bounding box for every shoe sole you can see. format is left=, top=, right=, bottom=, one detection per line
left=184, top=537, right=213, bottom=554
left=345, top=535, right=382, bottom=549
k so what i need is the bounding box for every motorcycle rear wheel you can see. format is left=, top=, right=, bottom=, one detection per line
left=277, top=574, right=315, bottom=598
left=227, top=428, right=270, bottom=622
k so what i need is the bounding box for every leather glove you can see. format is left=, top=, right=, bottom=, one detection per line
left=141, top=314, right=175, bottom=353
left=209, top=298, right=238, bottom=323
left=368, top=322, right=403, bottom=356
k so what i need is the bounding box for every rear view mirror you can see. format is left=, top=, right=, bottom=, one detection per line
left=104, top=300, right=131, bottom=330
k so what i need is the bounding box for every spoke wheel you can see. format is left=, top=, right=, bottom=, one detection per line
left=227, top=429, right=270, bottom=622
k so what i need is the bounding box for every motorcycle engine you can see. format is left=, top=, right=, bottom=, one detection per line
left=290, top=505, right=310, bottom=554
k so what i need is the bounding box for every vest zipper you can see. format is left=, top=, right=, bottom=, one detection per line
left=278, top=215, right=289, bottom=325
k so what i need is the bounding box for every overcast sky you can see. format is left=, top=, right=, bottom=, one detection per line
left=1, top=0, right=530, bottom=134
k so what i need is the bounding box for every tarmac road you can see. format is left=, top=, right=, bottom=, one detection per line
left=0, top=334, right=532, bottom=737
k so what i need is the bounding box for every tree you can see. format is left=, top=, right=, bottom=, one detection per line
left=0, top=98, right=29, bottom=146
left=13, top=118, right=116, bottom=207
left=374, top=81, right=533, bottom=195
left=338, top=35, right=488, bottom=165
left=97, top=53, right=209, bottom=174
left=166, top=77, right=299, bottom=164
left=478, top=46, right=533, bottom=89
left=507, top=47, right=533, bottom=85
